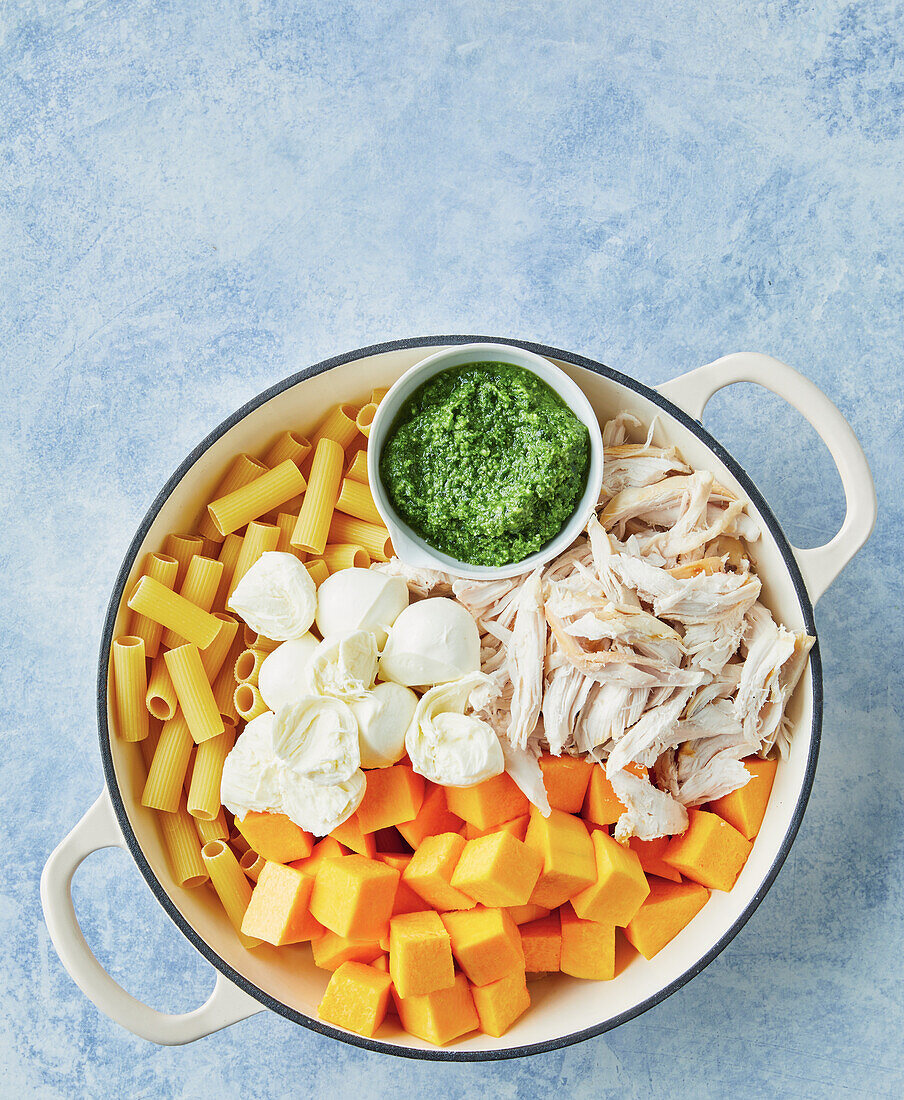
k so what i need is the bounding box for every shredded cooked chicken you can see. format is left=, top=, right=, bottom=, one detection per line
left=378, top=410, right=814, bottom=840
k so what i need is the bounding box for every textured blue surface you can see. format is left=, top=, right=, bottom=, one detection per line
left=2, top=1, right=902, bottom=1096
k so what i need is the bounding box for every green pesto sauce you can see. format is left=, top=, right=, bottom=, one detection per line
left=380, top=362, right=590, bottom=567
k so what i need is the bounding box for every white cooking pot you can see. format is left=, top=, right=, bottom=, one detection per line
left=41, top=339, right=876, bottom=1057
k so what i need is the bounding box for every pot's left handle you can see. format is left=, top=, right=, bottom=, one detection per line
left=41, top=791, right=265, bottom=1044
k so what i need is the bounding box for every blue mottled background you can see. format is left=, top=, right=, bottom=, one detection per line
left=2, top=1, right=902, bottom=1096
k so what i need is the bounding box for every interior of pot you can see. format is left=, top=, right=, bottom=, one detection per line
left=102, top=342, right=817, bottom=1055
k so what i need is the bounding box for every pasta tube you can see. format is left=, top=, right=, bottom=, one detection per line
left=370, top=386, right=389, bottom=404
left=335, top=477, right=382, bottom=525
left=127, top=576, right=222, bottom=650
left=275, top=511, right=304, bottom=558
left=127, top=552, right=178, bottom=658
left=344, top=449, right=368, bottom=485
left=229, top=830, right=251, bottom=855
left=310, top=404, right=360, bottom=453
left=263, top=430, right=312, bottom=469
left=198, top=454, right=268, bottom=542
left=142, top=712, right=193, bottom=812
left=213, top=532, right=243, bottom=611
left=327, top=513, right=393, bottom=562
left=291, top=438, right=343, bottom=555
left=304, top=558, right=329, bottom=586
left=322, top=543, right=370, bottom=572
left=196, top=810, right=230, bottom=845
left=201, top=840, right=261, bottom=948
left=239, top=850, right=266, bottom=883
left=207, top=460, right=306, bottom=538
left=163, top=533, right=204, bottom=588
left=250, top=633, right=279, bottom=654
left=212, top=655, right=240, bottom=726
left=160, top=799, right=209, bottom=888
left=187, top=727, right=235, bottom=821
left=199, top=612, right=239, bottom=682
left=161, top=555, right=223, bottom=649
left=164, top=643, right=225, bottom=743
left=234, top=646, right=266, bottom=686
left=355, top=402, right=377, bottom=439
left=234, top=683, right=268, bottom=722
left=227, top=521, right=279, bottom=600
left=146, top=655, right=178, bottom=721
left=112, top=636, right=149, bottom=742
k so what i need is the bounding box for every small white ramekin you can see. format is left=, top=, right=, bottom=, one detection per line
left=367, top=342, right=604, bottom=580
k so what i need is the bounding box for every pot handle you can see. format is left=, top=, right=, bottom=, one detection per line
left=656, top=352, right=876, bottom=604
left=40, top=791, right=265, bottom=1044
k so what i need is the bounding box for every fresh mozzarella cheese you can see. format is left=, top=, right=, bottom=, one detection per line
left=304, top=630, right=378, bottom=701
left=350, top=682, right=418, bottom=769
left=406, top=673, right=504, bottom=786
left=275, top=695, right=360, bottom=786
left=220, top=711, right=282, bottom=818
left=379, top=598, right=480, bottom=687
left=258, top=633, right=320, bottom=712
left=280, top=769, right=366, bottom=836
left=315, top=568, right=409, bottom=647
left=227, top=551, right=316, bottom=641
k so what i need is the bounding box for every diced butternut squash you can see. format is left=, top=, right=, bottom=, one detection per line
left=381, top=855, right=425, bottom=916
left=290, top=836, right=347, bottom=875
left=582, top=762, right=647, bottom=828
left=450, top=830, right=543, bottom=907
left=355, top=765, right=425, bottom=834
left=373, top=827, right=410, bottom=854
left=506, top=903, right=551, bottom=925
left=662, top=808, right=752, bottom=891
left=559, top=904, right=615, bottom=980
left=519, top=913, right=561, bottom=973
left=318, top=961, right=393, bottom=1037
left=311, top=931, right=384, bottom=971
left=623, top=878, right=709, bottom=959
left=403, top=833, right=475, bottom=911
left=240, top=861, right=320, bottom=945
left=445, top=773, right=528, bottom=831
left=571, top=829, right=650, bottom=926
left=628, top=836, right=682, bottom=883
left=440, top=907, right=524, bottom=987
left=462, top=815, right=529, bottom=841
left=389, top=910, right=455, bottom=998
left=234, top=811, right=313, bottom=863
left=470, top=969, right=530, bottom=1037
left=330, top=814, right=377, bottom=857
left=393, top=972, right=479, bottom=1046
left=397, top=783, right=463, bottom=847
left=708, top=757, right=777, bottom=839
left=310, top=854, right=400, bottom=940
left=524, top=807, right=596, bottom=908
left=539, top=754, right=594, bottom=813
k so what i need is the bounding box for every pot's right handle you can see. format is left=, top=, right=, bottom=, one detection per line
left=657, top=352, right=876, bottom=604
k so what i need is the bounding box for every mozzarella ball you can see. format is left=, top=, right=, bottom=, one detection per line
left=406, top=675, right=504, bottom=787
left=304, top=630, right=378, bottom=702
left=280, top=770, right=366, bottom=836
left=275, top=696, right=360, bottom=787
left=220, top=711, right=281, bottom=818
left=315, top=568, right=409, bottom=647
left=350, top=682, right=418, bottom=769
left=379, top=598, right=480, bottom=687
left=258, top=634, right=320, bottom=712
left=227, top=552, right=316, bottom=641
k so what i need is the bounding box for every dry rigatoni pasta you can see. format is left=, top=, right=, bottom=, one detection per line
left=196, top=809, right=230, bottom=845
left=322, top=544, right=370, bottom=572
left=227, top=520, right=279, bottom=600
left=112, top=636, right=149, bottom=742
left=160, top=799, right=209, bottom=888
left=127, top=552, right=178, bottom=658
left=161, top=555, right=224, bottom=649
left=274, top=511, right=304, bottom=557
left=355, top=403, right=377, bottom=438
left=164, top=643, right=225, bottom=743
left=344, top=449, right=368, bottom=484
left=327, top=513, right=392, bottom=562
left=263, top=430, right=312, bottom=468
left=212, top=649, right=241, bottom=726
left=239, top=850, right=266, bottom=882
left=198, top=454, right=268, bottom=542
left=207, top=460, right=306, bottom=538
left=199, top=612, right=239, bottom=682
left=142, top=712, right=193, bottom=812
left=234, top=682, right=268, bottom=722
left=201, top=841, right=261, bottom=948
left=229, top=830, right=251, bottom=855
left=335, top=477, right=382, bottom=525
left=291, top=438, right=343, bottom=555
left=304, top=558, right=329, bottom=586
left=234, top=646, right=266, bottom=685
left=128, top=576, right=222, bottom=650
left=187, top=728, right=235, bottom=821
left=163, top=534, right=204, bottom=588
left=310, top=404, right=360, bottom=452
left=250, top=633, right=280, bottom=653
left=213, top=532, right=244, bottom=611
left=145, top=655, right=178, bottom=721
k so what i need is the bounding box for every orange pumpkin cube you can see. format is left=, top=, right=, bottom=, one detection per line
left=380, top=854, right=425, bottom=916
left=628, top=836, right=682, bottom=883
left=403, top=833, right=475, bottom=911
left=571, top=829, right=650, bottom=926
left=393, top=972, right=479, bottom=1046
left=524, top=807, right=596, bottom=908
left=389, top=910, right=455, bottom=998
left=506, top=903, right=551, bottom=925
left=440, top=907, right=525, bottom=987
left=450, top=830, right=543, bottom=907
left=330, top=813, right=377, bottom=857
left=310, top=854, right=400, bottom=940
left=559, top=904, right=615, bottom=980
left=445, top=773, right=528, bottom=831
left=240, top=861, right=321, bottom=945
left=312, top=931, right=384, bottom=971
left=397, top=783, right=463, bottom=847
left=623, top=878, right=709, bottom=959
left=582, top=762, right=647, bottom=828
left=662, top=809, right=752, bottom=891
left=290, top=836, right=347, bottom=875
left=234, top=811, right=313, bottom=863
left=461, top=815, right=529, bottom=841
left=471, top=969, right=531, bottom=1037
left=519, top=913, right=562, bottom=973
left=318, top=961, right=392, bottom=1037
left=355, top=765, right=425, bottom=834
left=708, top=757, right=777, bottom=839
left=539, top=754, right=594, bottom=813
